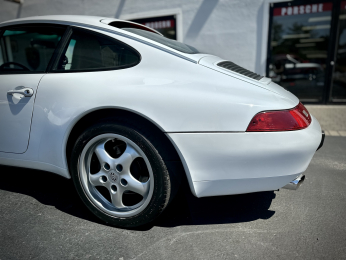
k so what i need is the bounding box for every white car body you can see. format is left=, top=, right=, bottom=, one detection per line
left=0, top=16, right=322, bottom=198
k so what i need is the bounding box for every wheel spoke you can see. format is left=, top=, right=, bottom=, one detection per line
left=110, top=188, right=126, bottom=209
left=124, top=174, right=150, bottom=196
left=89, top=172, right=106, bottom=187
left=94, top=142, right=113, bottom=166
left=116, top=145, right=141, bottom=173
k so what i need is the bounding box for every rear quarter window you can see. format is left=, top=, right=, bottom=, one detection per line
left=54, top=28, right=140, bottom=72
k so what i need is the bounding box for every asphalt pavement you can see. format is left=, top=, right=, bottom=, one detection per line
left=0, top=136, right=345, bottom=260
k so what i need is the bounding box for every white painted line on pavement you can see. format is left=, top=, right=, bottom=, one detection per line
left=338, top=131, right=346, bottom=137
left=328, top=131, right=340, bottom=136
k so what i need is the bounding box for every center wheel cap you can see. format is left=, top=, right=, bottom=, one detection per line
left=109, top=171, right=118, bottom=182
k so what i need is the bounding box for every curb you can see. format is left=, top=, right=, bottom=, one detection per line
left=324, top=130, right=346, bottom=137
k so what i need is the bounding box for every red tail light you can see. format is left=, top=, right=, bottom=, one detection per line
left=246, top=102, right=311, bottom=132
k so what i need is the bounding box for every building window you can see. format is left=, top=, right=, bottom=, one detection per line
left=130, top=15, right=177, bottom=40
left=267, top=1, right=333, bottom=102
left=331, top=1, right=346, bottom=102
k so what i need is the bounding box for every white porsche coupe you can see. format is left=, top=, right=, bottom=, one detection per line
left=0, top=16, right=324, bottom=228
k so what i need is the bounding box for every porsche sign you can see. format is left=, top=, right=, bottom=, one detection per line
left=274, top=2, right=332, bottom=16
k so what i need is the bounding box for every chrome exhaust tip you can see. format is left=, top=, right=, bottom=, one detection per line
left=282, top=174, right=305, bottom=190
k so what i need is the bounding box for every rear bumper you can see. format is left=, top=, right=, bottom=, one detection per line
left=281, top=129, right=324, bottom=191
left=167, top=116, right=322, bottom=197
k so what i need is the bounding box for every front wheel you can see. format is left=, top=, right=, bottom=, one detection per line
left=70, top=122, right=172, bottom=228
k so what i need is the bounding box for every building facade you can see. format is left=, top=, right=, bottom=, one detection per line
left=0, top=0, right=344, bottom=103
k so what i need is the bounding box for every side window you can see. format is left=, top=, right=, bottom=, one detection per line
left=55, top=28, right=140, bottom=71
left=0, top=26, right=65, bottom=73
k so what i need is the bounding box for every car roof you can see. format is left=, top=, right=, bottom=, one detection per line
left=0, top=15, right=207, bottom=64
left=0, top=15, right=116, bottom=27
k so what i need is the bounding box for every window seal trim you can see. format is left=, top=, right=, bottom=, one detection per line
left=46, top=26, right=72, bottom=73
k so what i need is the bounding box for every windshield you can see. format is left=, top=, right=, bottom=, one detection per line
left=122, top=28, right=199, bottom=54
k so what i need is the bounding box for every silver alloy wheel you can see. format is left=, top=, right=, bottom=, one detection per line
left=78, top=133, right=154, bottom=218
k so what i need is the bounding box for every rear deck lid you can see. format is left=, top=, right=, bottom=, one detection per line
left=199, top=55, right=298, bottom=103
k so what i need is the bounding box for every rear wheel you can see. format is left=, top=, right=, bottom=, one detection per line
left=70, top=122, right=172, bottom=228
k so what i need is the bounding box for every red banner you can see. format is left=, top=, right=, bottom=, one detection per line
left=144, top=20, right=175, bottom=30
left=273, top=2, right=332, bottom=16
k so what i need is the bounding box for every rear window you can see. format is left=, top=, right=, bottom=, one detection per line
left=122, top=28, right=199, bottom=54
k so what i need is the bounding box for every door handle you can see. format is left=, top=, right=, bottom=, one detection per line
left=7, top=88, right=34, bottom=97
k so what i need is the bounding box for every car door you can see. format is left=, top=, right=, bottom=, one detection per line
left=0, top=24, right=66, bottom=153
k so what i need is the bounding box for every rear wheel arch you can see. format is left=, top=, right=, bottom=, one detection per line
left=65, top=108, right=190, bottom=195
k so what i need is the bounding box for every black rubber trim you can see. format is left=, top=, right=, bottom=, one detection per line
left=46, top=26, right=72, bottom=72
left=316, top=130, right=326, bottom=151
left=217, top=61, right=263, bottom=80
left=317, top=130, right=325, bottom=151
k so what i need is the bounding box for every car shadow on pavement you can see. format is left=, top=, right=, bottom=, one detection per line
left=0, top=166, right=275, bottom=230
left=154, top=183, right=276, bottom=229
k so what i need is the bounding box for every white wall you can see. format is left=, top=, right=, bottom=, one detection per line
left=0, top=0, right=280, bottom=75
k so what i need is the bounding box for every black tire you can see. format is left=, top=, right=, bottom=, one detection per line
left=70, top=122, right=172, bottom=228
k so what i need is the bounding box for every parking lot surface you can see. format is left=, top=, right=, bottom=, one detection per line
left=0, top=136, right=345, bottom=260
